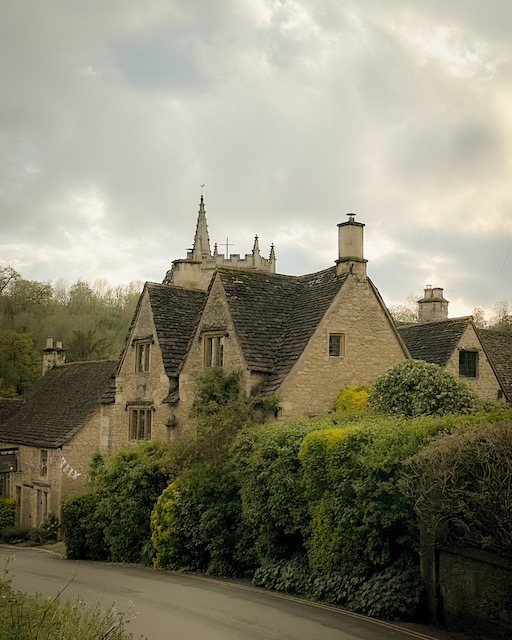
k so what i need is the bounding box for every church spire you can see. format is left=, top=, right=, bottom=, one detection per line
left=252, top=234, right=260, bottom=256
left=192, top=195, right=211, bottom=260
left=269, top=243, right=276, bottom=266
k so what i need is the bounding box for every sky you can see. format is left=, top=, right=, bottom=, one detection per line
left=1, top=1, right=512, bottom=318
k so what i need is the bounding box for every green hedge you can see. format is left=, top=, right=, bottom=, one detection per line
left=93, top=442, right=172, bottom=563
left=151, top=463, right=247, bottom=576
left=231, top=417, right=333, bottom=564
left=0, top=497, right=16, bottom=530
left=61, top=494, right=108, bottom=561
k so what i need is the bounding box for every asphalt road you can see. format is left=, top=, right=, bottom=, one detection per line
left=0, top=546, right=440, bottom=640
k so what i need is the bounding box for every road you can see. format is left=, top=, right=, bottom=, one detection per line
left=0, top=546, right=439, bottom=640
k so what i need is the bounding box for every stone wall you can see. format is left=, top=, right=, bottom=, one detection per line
left=110, top=288, right=175, bottom=447
left=445, top=323, right=504, bottom=403
left=437, top=547, right=512, bottom=639
left=176, top=275, right=248, bottom=434
left=279, top=274, right=407, bottom=418
left=0, top=413, right=101, bottom=527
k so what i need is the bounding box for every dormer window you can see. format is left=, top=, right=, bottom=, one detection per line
left=204, top=333, right=224, bottom=368
left=459, top=350, right=478, bottom=378
left=133, top=338, right=152, bottom=373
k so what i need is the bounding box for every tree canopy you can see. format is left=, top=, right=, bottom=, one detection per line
left=0, top=265, right=141, bottom=396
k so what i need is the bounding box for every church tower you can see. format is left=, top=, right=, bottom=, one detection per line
left=163, top=196, right=276, bottom=290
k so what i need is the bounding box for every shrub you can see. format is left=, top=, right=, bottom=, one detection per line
left=61, top=494, right=109, bottom=561
left=30, top=513, right=59, bottom=545
left=177, top=369, right=278, bottom=470
left=401, top=420, right=512, bottom=557
left=151, top=464, right=245, bottom=575
left=93, top=442, right=172, bottom=563
left=0, top=497, right=15, bottom=530
left=333, top=385, right=369, bottom=413
left=368, top=359, right=479, bottom=417
left=0, top=525, right=32, bottom=544
left=231, top=418, right=332, bottom=564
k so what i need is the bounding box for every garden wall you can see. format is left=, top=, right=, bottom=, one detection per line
left=423, top=545, right=512, bottom=639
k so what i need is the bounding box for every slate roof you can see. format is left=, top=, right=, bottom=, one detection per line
left=0, top=360, right=117, bottom=448
left=478, top=329, right=512, bottom=401
left=217, top=266, right=348, bottom=393
left=397, top=317, right=472, bottom=366
left=146, top=284, right=206, bottom=378
left=0, top=399, right=23, bottom=423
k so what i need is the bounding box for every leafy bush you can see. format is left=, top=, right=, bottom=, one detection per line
left=151, top=464, right=245, bottom=575
left=333, top=385, right=369, bottom=413
left=62, top=494, right=109, bottom=561
left=92, top=442, right=172, bottom=563
left=0, top=525, right=32, bottom=544
left=401, top=420, right=512, bottom=557
left=0, top=497, right=15, bottom=530
left=368, top=359, right=479, bottom=417
left=175, top=369, right=278, bottom=470
left=231, top=418, right=332, bottom=564
left=30, top=513, right=59, bottom=545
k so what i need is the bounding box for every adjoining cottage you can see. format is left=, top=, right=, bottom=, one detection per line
left=397, top=286, right=511, bottom=403
left=0, top=339, right=115, bottom=526
left=108, top=202, right=410, bottom=442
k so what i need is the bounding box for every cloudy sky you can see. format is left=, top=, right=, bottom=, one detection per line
left=1, top=1, right=511, bottom=317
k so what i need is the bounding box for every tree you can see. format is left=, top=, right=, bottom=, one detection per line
left=0, top=330, right=40, bottom=396
left=368, top=360, right=479, bottom=417
left=66, top=329, right=110, bottom=362
left=388, top=293, right=419, bottom=324
left=489, top=301, right=512, bottom=333
left=0, top=266, right=20, bottom=294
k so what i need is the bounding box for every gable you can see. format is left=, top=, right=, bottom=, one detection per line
left=217, top=266, right=349, bottom=393
left=397, top=318, right=471, bottom=366
left=117, top=283, right=205, bottom=380
left=0, top=360, right=116, bottom=448
left=478, top=330, right=512, bottom=401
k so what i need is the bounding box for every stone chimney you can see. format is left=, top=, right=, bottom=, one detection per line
left=336, top=213, right=367, bottom=277
left=417, top=286, right=449, bottom=323
left=42, top=337, right=66, bottom=375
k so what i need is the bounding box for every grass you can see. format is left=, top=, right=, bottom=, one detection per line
left=0, top=559, right=143, bottom=640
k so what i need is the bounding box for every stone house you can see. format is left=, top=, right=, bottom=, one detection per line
left=0, top=339, right=115, bottom=525
left=397, top=287, right=511, bottom=403
left=108, top=202, right=410, bottom=442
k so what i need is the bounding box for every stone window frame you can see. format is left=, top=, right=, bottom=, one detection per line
left=459, top=349, right=478, bottom=378
left=203, top=333, right=225, bottom=368
left=127, top=404, right=153, bottom=441
left=39, top=449, right=48, bottom=478
left=133, top=336, right=153, bottom=373
left=328, top=332, right=346, bottom=358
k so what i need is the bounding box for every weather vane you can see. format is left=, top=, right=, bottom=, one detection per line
left=201, top=184, right=205, bottom=196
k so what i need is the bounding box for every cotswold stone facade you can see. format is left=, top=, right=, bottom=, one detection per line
left=0, top=358, right=116, bottom=525
left=111, top=207, right=409, bottom=437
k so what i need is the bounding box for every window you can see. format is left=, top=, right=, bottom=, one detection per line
left=129, top=407, right=152, bottom=441
left=329, top=333, right=345, bottom=357
left=39, top=449, right=48, bottom=477
left=134, top=340, right=151, bottom=373
left=459, top=350, right=478, bottom=377
left=204, top=334, right=224, bottom=368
